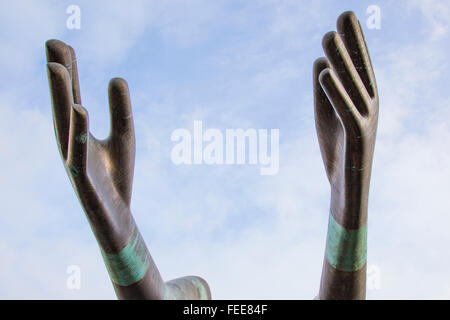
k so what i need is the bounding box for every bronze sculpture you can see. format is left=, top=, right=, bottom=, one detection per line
left=45, top=10, right=377, bottom=300
left=314, top=11, right=378, bottom=299
left=45, top=39, right=211, bottom=300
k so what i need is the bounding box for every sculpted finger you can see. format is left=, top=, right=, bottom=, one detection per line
left=108, top=78, right=134, bottom=141
left=322, top=31, right=371, bottom=116
left=67, top=104, right=89, bottom=179
left=108, top=77, right=135, bottom=204
left=314, top=57, right=335, bottom=123
left=45, top=39, right=73, bottom=77
left=319, top=68, right=362, bottom=137
left=337, top=11, right=377, bottom=100
left=314, top=57, right=342, bottom=181
left=68, top=45, right=82, bottom=104
left=47, top=62, right=73, bottom=160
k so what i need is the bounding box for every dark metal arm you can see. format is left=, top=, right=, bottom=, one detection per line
left=313, top=11, right=379, bottom=299
left=45, top=39, right=211, bottom=300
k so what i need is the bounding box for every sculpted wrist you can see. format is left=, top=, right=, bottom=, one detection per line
left=100, top=224, right=151, bottom=286
left=325, top=212, right=367, bottom=272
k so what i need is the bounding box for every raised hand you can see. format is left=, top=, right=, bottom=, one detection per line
left=313, top=11, right=379, bottom=299
left=46, top=39, right=210, bottom=300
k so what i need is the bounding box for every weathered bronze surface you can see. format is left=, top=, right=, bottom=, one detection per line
left=45, top=39, right=211, bottom=300
left=45, top=10, right=377, bottom=300
left=314, top=11, right=378, bottom=299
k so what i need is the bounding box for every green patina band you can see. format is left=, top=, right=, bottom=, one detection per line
left=325, top=213, right=367, bottom=272
left=101, top=226, right=150, bottom=286
left=75, top=133, right=87, bottom=144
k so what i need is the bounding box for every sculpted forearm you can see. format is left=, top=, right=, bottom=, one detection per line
left=96, top=216, right=165, bottom=299
left=319, top=194, right=368, bottom=299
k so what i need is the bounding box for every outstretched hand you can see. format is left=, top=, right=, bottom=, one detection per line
left=46, top=40, right=136, bottom=251
left=314, top=11, right=378, bottom=228
left=46, top=40, right=211, bottom=299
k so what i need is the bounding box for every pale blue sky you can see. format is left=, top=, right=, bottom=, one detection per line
left=0, top=0, right=449, bottom=299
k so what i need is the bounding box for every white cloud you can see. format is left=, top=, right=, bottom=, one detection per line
left=409, top=0, right=450, bottom=41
